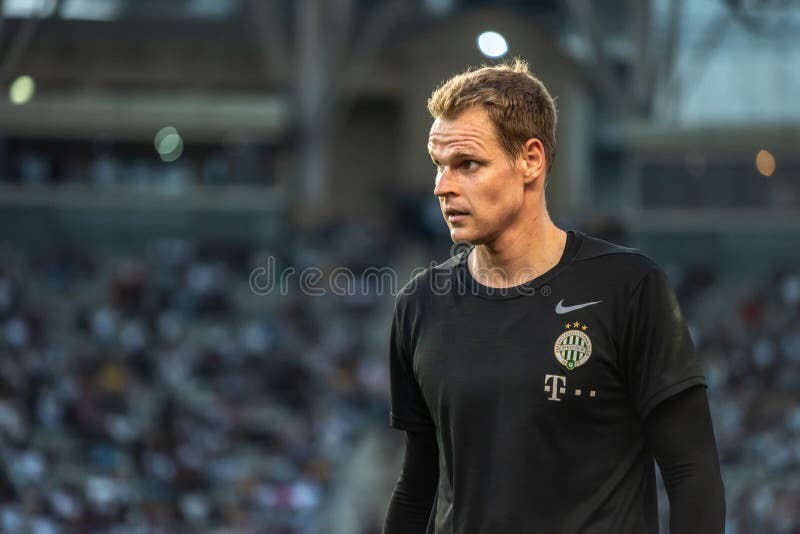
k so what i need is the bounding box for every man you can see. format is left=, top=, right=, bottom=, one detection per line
left=382, top=59, right=725, bottom=533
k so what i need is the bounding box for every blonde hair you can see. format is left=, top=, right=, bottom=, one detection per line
left=427, top=58, right=557, bottom=176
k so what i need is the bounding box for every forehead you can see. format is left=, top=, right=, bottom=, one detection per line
left=427, top=107, right=498, bottom=156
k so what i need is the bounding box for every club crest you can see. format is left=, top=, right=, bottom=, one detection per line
left=554, top=322, right=593, bottom=370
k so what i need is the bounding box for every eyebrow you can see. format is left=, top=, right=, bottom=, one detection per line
left=429, top=151, right=482, bottom=165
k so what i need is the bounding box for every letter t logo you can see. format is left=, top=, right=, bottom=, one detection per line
left=544, top=374, right=567, bottom=402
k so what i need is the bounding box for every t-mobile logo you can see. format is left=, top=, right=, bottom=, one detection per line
left=544, top=374, right=567, bottom=401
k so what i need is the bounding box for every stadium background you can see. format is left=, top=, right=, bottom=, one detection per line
left=0, top=0, right=798, bottom=532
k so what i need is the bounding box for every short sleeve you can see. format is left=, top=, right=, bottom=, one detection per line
left=388, top=297, right=435, bottom=431
left=618, top=265, right=707, bottom=419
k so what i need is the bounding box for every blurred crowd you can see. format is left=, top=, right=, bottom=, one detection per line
left=0, top=220, right=403, bottom=534
left=697, top=268, right=800, bottom=533
left=0, top=223, right=798, bottom=533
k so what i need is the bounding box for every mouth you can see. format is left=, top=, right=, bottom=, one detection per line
left=445, top=208, right=469, bottom=223
left=445, top=207, right=468, bottom=216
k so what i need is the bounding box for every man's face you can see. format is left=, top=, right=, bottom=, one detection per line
left=428, top=106, right=527, bottom=245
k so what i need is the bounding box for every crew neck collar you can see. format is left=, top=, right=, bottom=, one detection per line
left=456, top=230, right=580, bottom=300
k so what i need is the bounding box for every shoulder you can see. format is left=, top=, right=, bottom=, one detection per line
left=395, top=251, right=463, bottom=306
left=572, top=231, right=661, bottom=282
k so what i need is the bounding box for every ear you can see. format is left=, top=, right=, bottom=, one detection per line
left=519, top=138, right=546, bottom=185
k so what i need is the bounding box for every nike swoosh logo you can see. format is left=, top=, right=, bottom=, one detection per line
left=555, top=299, right=602, bottom=314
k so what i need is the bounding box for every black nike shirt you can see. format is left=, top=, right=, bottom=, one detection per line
left=388, top=231, right=707, bottom=534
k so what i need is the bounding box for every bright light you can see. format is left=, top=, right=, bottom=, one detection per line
left=755, top=149, right=776, bottom=177
left=477, top=31, right=508, bottom=58
left=9, top=75, right=35, bottom=105
left=154, top=126, right=184, bottom=163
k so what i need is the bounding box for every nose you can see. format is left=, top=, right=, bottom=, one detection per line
left=433, top=167, right=457, bottom=198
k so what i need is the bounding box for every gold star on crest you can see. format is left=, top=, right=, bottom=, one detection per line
left=581, top=324, right=588, bottom=331
left=573, top=321, right=580, bottom=328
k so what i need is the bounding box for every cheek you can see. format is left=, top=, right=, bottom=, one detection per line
left=481, top=181, right=521, bottom=216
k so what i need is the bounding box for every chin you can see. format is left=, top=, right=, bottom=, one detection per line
left=449, top=227, right=484, bottom=245
left=449, top=220, right=500, bottom=245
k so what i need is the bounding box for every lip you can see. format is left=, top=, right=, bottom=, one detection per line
left=447, top=213, right=468, bottom=223
left=444, top=207, right=469, bottom=216
left=444, top=206, right=469, bottom=223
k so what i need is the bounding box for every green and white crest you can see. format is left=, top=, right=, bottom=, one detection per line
left=554, top=322, right=593, bottom=371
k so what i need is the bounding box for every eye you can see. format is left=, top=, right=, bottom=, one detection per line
left=461, top=160, right=479, bottom=171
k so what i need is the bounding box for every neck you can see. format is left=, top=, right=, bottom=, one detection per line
left=468, top=210, right=567, bottom=289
